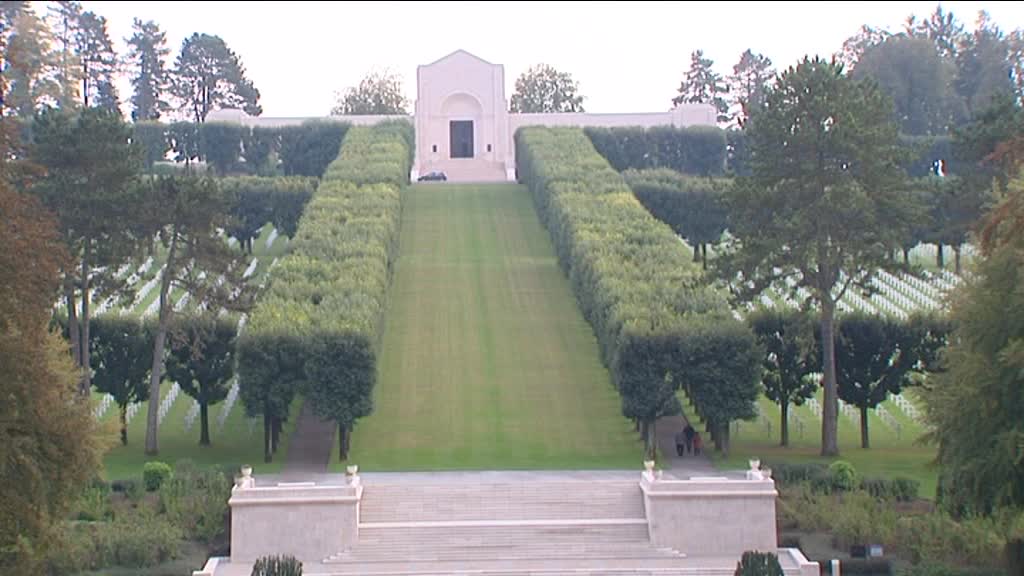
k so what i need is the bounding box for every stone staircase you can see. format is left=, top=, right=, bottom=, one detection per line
left=320, top=479, right=700, bottom=574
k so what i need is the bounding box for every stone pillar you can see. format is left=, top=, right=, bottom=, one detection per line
left=229, top=470, right=362, bottom=563
left=640, top=471, right=778, bottom=557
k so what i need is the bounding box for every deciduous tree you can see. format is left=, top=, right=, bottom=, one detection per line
left=509, top=64, right=585, bottom=113
left=165, top=314, right=237, bottom=446
left=748, top=308, right=817, bottom=447
left=331, top=70, right=409, bottom=115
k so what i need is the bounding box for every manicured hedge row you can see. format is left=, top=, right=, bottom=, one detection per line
left=622, top=168, right=730, bottom=268
left=515, top=127, right=760, bottom=454
left=220, top=176, right=318, bottom=250
left=238, top=122, right=413, bottom=462
left=584, top=125, right=727, bottom=176
left=132, top=121, right=351, bottom=177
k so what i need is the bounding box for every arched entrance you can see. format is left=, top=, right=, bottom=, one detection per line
left=441, top=93, right=482, bottom=160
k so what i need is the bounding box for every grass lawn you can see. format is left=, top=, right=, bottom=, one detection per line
left=337, top=183, right=641, bottom=471
left=99, top=389, right=300, bottom=480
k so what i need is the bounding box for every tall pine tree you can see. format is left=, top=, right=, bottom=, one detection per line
left=673, top=50, right=728, bottom=122
left=127, top=18, right=171, bottom=121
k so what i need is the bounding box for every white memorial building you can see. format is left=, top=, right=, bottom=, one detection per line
left=210, top=49, right=717, bottom=182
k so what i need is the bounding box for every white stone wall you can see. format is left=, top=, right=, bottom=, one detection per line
left=229, top=480, right=362, bottom=562
left=640, top=474, right=779, bottom=557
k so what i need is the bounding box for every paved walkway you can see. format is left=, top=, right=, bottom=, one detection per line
left=281, top=401, right=336, bottom=479
left=654, top=414, right=725, bottom=478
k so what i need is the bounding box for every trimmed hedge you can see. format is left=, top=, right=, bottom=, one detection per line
left=239, top=122, right=413, bottom=462
left=515, top=127, right=759, bottom=451
left=131, top=121, right=354, bottom=177
left=584, top=125, right=727, bottom=176
left=220, top=176, right=318, bottom=248
left=622, top=168, right=730, bottom=262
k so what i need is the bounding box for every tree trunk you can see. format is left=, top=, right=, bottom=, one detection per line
left=263, top=406, right=272, bottom=463
left=80, top=239, right=91, bottom=393
left=199, top=400, right=210, bottom=446
left=820, top=298, right=839, bottom=457
left=954, top=245, right=962, bottom=275
left=120, top=403, right=128, bottom=446
left=902, top=248, right=910, bottom=266
left=145, top=231, right=178, bottom=455
left=860, top=405, right=870, bottom=449
left=936, top=242, right=944, bottom=269
left=692, top=244, right=700, bottom=262
left=343, top=424, right=352, bottom=455
left=65, top=278, right=81, bottom=367
left=781, top=401, right=790, bottom=447
left=721, top=422, right=730, bottom=456
left=701, top=244, right=708, bottom=270
left=339, top=423, right=349, bottom=461
left=271, top=417, right=281, bottom=453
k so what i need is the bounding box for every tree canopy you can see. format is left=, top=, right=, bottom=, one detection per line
left=715, top=56, right=911, bottom=456
left=172, top=32, right=261, bottom=123
left=331, top=70, right=409, bottom=115
left=510, top=64, right=585, bottom=113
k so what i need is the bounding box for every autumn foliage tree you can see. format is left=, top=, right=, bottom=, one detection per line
left=0, top=180, right=103, bottom=573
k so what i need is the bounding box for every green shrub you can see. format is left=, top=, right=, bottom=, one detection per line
left=830, top=491, right=899, bottom=550
left=734, top=550, right=784, bottom=576
left=100, top=508, right=181, bottom=568
left=829, top=460, right=859, bottom=492
left=75, top=483, right=113, bottom=521
left=143, top=461, right=172, bottom=492
left=252, top=554, right=303, bottom=576
left=894, top=513, right=1004, bottom=569
left=766, top=462, right=829, bottom=487
left=160, top=467, right=232, bottom=544
left=860, top=476, right=920, bottom=502
left=47, top=508, right=181, bottom=572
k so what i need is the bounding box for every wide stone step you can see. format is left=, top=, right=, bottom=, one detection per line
left=358, top=481, right=644, bottom=523
left=326, top=523, right=675, bottom=565
left=311, top=556, right=741, bottom=576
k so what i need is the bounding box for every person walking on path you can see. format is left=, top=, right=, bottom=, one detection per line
left=683, top=424, right=696, bottom=455
left=692, top=431, right=703, bottom=456
left=675, top=428, right=687, bottom=456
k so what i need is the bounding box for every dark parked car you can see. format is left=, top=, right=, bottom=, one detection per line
left=417, top=171, right=447, bottom=182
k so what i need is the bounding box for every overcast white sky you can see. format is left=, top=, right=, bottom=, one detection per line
left=42, top=1, right=1024, bottom=117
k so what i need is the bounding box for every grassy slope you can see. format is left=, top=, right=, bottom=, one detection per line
left=341, top=183, right=640, bottom=471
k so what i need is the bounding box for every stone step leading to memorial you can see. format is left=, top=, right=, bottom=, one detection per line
left=324, top=523, right=683, bottom=565
left=357, top=480, right=645, bottom=524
